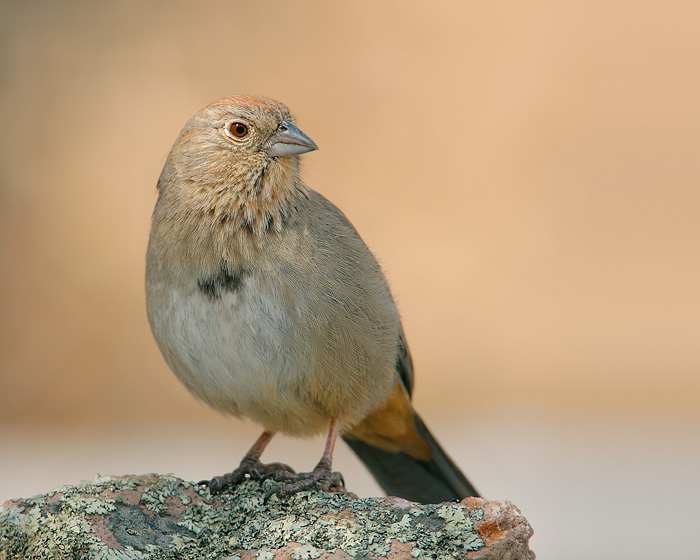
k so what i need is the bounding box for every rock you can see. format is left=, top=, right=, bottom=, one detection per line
left=0, top=474, right=534, bottom=559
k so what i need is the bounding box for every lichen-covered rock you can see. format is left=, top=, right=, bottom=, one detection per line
left=0, top=474, right=534, bottom=559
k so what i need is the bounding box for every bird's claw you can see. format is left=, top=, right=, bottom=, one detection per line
left=262, top=465, right=345, bottom=503
left=259, top=467, right=297, bottom=484
left=200, top=459, right=296, bottom=494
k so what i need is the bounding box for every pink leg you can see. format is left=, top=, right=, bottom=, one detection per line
left=246, top=430, right=276, bottom=459
left=316, top=416, right=341, bottom=472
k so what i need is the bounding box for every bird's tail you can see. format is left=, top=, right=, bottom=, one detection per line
left=342, top=409, right=480, bottom=504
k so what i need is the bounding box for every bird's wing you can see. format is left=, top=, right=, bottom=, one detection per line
left=396, top=329, right=414, bottom=397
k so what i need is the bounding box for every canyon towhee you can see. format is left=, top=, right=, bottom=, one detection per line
left=146, top=95, right=479, bottom=503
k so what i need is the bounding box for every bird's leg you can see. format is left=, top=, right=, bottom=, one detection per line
left=263, top=417, right=345, bottom=502
left=202, top=430, right=295, bottom=493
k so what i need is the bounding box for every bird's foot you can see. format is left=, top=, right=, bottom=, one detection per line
left=262, top=457, right=345, bottom=502
left=200, top=459, right=296, bottom=494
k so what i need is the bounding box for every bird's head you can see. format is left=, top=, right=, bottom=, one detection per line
left=166, top=95, right=317, bottom=195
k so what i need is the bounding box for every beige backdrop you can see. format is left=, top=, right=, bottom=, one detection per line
left=1, top=2, right=698, bottom=559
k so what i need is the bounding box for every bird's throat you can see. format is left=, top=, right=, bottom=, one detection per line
left=193, top=160, right=308, bottom=238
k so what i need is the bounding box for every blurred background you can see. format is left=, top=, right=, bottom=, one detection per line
left=1, top=1, right=698, bottom=558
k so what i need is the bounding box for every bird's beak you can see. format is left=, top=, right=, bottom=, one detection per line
left=267, top=120, right=318, bottom=157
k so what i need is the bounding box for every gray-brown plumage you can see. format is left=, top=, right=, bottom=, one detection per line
left=146, top=95, right=479, bottom=502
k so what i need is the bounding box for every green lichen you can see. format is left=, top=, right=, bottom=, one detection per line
left=67, top=495, right=117, bottom=515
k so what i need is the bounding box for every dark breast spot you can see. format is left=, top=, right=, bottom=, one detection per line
left=197, top=266, right=245, bottom=300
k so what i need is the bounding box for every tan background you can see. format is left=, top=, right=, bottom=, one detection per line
left=1, top=2, right=698, bottom=558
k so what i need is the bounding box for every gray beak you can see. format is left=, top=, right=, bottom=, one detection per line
left=267, top=120, right=318, bottom=157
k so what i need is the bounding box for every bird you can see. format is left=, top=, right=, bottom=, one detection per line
left=146, top=95, right=480, bottom=503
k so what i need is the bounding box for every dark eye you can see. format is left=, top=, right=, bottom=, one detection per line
left=229, top=122, right=248, bottom=138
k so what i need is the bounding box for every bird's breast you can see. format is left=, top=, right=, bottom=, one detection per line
left=148, top=263, right=301, bottom=419
left=147, top=258, right=398, bottom=436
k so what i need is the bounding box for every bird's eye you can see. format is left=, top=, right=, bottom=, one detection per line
left=229, top=122, right=249, bottom=138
